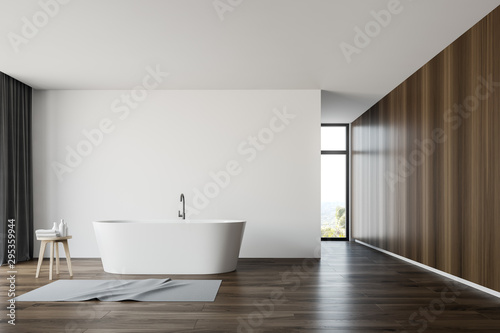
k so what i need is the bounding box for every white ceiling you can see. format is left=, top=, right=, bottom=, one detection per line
left=1, top=0, right=499, bottom=122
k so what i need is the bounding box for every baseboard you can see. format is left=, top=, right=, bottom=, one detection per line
left=355, top=239, right=500, bottom=299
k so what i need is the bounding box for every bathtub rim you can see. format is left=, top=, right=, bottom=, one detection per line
left=93, top=219, right=246, bottom=224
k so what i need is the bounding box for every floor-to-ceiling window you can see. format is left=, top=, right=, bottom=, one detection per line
left=321, top=124, right=348, bottom=240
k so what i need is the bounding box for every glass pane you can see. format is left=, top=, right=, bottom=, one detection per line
left=321, top=126, right=346, bottom=151
left=321, top=155, right=346, bottom=238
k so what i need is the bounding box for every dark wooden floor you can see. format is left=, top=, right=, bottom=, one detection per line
left=1, top=242, right=500, bottom=332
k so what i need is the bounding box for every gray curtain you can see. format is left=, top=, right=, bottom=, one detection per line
left=0, top=72, right=33, bottom=265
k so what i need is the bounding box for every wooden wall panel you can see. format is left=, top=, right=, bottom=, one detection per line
left=352, top=6, right=500, bottom=291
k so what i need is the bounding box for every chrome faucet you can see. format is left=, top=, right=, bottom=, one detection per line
left=178, top=193, right=186, bottom=220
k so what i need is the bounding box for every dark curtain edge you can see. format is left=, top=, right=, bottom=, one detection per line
left=0, top=71, right=33, bottom=265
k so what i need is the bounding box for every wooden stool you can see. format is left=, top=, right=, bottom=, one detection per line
left=35, top=236, right=73, bottom=280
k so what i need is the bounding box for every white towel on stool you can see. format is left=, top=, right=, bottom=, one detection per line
left=36, top=229, right=60, bottom=237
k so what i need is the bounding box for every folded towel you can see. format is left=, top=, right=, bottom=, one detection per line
left=36, top=229, right=60, bottom=237
left=36, top=233, right=60, bottom=238
left=36, top=229, right=56, bottom=233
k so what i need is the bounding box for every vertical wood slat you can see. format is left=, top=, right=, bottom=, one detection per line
left=352, top=6, right=500, bottom=292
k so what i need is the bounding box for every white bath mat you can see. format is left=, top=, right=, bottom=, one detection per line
left=15, top=279, right=222, bottom=302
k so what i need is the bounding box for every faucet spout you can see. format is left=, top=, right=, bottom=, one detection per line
left=178, top=193, right=186, bottom=220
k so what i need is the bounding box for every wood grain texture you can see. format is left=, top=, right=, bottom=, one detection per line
left=1, top=242, right=500, bottom=332
left=352, top=6, right=500, bottom=291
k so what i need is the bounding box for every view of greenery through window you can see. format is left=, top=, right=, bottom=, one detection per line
left=321, top=203, right=346, bottom=238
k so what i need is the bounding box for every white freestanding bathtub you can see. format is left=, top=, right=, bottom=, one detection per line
left=93, top=220, right=246, bottom=274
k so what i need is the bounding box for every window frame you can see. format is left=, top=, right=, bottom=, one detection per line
left=321, top=123, right=349, bottom=241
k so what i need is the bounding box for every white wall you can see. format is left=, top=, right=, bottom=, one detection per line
left=32, top=90, right=321, bottom=258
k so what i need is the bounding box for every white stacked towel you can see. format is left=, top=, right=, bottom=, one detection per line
left=36, top=229, right=60, bottom=237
